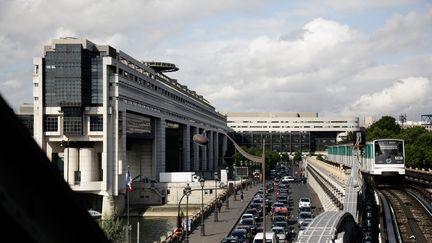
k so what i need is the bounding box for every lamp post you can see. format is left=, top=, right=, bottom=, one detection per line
left=176, top=184, right=191, bottom=240
left=184, top=184, right=192, bottom=243
left=199, top=177, right=205, bottom=236
left=193, top=133, right=266, bottom=240
left=214, top=172, right=219, bottom=222
left=225, top=166, right=230, bottom=209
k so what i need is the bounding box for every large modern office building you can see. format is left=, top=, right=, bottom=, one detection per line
left=33, top=38, right=230, bottom=216
left=225, top=112, right=359, bottom=152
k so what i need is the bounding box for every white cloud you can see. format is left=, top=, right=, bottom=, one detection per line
left=321, top=0, right=416, bottom=12
left=0, top=0, right=431, bottom=120
left=0, top=79, right=22, bottom=89
left=342, top=77, right=432, bottom=117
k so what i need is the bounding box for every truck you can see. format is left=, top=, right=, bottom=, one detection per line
left=159, top=172, right=200, bottom=182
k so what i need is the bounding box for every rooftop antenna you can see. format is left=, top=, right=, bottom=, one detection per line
left=399, top=114, right=407, bottom=127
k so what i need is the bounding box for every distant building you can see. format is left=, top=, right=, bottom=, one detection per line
left=17, top=103, right=34, bottom=135
left=397, top=120, right=432, bottom=131
left=225, top=112, right=359, bottom=152
left=364, top=116, right=374, bottom=128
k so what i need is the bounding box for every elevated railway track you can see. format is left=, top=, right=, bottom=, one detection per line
left=379, top=188, right=432, bottom=243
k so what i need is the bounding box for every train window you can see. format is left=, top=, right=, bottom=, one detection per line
left=374, top=140, right=404, bottom=164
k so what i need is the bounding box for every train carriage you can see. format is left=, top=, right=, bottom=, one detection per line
left=327, top=139, right=405, bottom=186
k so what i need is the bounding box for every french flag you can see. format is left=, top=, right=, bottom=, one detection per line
left=126, top=170, right=133, bottom=192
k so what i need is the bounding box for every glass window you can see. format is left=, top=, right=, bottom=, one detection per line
left=90, top=116, right=103, bottom=131
left=63, top=107, right=83, bottom=136
left=44, top=116, right=58, bottom=132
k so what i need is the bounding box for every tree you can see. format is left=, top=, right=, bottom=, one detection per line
left=281, top=153, right=290, bottom=162
left=293, top=151, right=302, bottom=162
left=369, top=116, right=401, bottom=134
left=365, top=116, right=432, bottom=169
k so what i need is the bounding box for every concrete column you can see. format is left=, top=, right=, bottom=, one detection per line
left=80, top=148, right=97, bottom=182
left=155, top=118, right=166, bottom=177
left=202, top=130, right=208, bottom=171
left=208, top=131, right=214, bottom=172
left=67, top=148, right=79, bottom=184
left=64, top=149, right=69, bottom=183
left=102, top=195, right=124, bottom=219
left=193, top=127, right=199, bottom=171
left=222, top=134, right=227, bottom=170
left=214, top=132, right=219, bottom=171
left=183, top=124, right=191, bottom=171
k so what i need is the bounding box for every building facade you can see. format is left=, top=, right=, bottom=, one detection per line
left=225, top=112, right=359, bottom=152
left=33, top=38, right=230, bottom=216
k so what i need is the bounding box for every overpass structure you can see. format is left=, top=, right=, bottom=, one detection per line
left=296, top=157, right=362, bottom=243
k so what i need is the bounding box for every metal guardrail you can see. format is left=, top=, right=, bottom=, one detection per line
left=307, top=164, right=344, bottom=210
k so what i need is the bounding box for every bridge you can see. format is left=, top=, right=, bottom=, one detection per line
left=296, top=156, right=363, bottom=242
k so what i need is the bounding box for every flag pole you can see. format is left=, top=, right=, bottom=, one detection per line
left=127, top=166, right=130, bottom=243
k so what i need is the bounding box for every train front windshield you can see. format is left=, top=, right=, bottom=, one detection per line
left=374, top=140, right=404, bottom=164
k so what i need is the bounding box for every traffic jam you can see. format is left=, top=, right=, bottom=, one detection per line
left=221, top=164, right=316, bottom=243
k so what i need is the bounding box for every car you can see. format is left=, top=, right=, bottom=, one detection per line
left=231, top=228, right=251, bottom=243
left=239, top=218, right=257, bottom=235
left=271, top=226, right=288, bottom=242
left=253, top=197, right=263, bottom=204
left=252, top=232, right=278, bottom=243
left=240, top=214, right=256, bottom=225
left=282, top=176, right=294, bottom=182
left=273, top=207, right=289, bottom=220
left=221, top=236, right=239, bottom=243
left=272, top=220, right=288, bottom=230
left=298, top=197, right=311, bottom=208
left=237, top=225, right=254, bottom=238
left=298, top=212, right=313, bottom=226
left=241, top=213, right=255, bottom=220
left=272, top=215, right=286, bottom=223
left=299, top=206, right=312, bottom=215
left=277, top=198, right=288, bottom=206
left=271, top=202, right=285, bottom=210
left=249, top=203, right=263, bottom=216
left=245, top=208, right=260, bottom=221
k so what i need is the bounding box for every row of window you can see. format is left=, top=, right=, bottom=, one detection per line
left=44, top=115, right=103, bottom=132
left=119, top=68, right=201, bottom=111
left=229, top=120, right=353, bottom=124
left=119, top=56, right=211, bottom=105
left=231, top=125, right=351, bottom=129
left=118, top=69, right=223, bottom=125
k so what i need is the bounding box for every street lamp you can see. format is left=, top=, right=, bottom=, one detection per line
left=176, top=184, right=192, bottom=241
left=214, top=172, right=219, bottom=222
left=199, top=177, right=205, bottom=236
left=225, top=166, right=230, bottom=209
left=184, top=184, right=192, bottom=243
left=193, top=133, right=266, bottom=241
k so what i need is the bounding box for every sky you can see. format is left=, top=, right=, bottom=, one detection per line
left=1, top=0, right=431, bottom=122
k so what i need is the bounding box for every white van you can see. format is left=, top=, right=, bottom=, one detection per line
left=253, top=232, right=278, bottom=243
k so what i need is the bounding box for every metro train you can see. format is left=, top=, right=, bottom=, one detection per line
left=327, top=139, right=405, bottom=186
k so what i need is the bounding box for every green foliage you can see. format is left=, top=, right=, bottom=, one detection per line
left=316, top=154, right=324, bottom=161
left=280, top=153, right=290, bottom=162
left=366, top=116, right=432, bottom=169
left=369, top=116, right=401, bottom=134
left=233, top=146, right=281, bottom=174
left=293, top=151, right=302, bottom=162
left=99, top=217, right=125, bottom=243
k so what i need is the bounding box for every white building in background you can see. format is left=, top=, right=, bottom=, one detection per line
left=33, top=38, right=230, bottom=217
left=224, top=112, right=359, bottom=152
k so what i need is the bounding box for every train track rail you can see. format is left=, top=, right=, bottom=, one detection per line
left=379, top=189, right=432, bottom=243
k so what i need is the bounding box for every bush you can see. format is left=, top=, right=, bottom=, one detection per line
left=99, top=217, right=125, bottom=243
